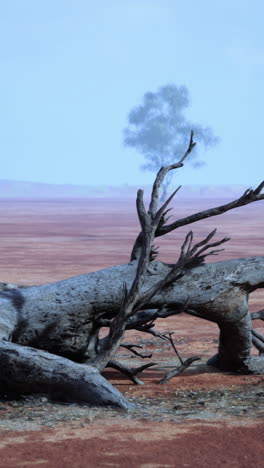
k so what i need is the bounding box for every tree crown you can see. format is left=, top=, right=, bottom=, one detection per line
left=124, top=84, right=218, bottom=172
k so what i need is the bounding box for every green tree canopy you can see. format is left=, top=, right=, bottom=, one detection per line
left=123, top=84, right=218, bottom=198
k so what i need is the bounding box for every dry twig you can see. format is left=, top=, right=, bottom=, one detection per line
left=107, top=360, right=156, bottom=385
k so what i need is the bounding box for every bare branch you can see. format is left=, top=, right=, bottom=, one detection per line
left=193, top=236, right=230, bottom=257
left=251, top=310, right=264, bottom=321
left=148, top=131, right=196, bottom=216
left=153, top=329, right=202, bottom=384
left=126, top=305, right=185, bottom=331
left=149, top=244, right=159, bottom=261
left=130, top=132, right=196, bottom=261
left=91, top=134, right=198, bottom=371
left=178, top=230, right=194, bottom=260
left=254, top=180, right=264, bottom=194
left=154, top=186, right=181, bottom=225
left=121, top=343, right=152, bottom=359
left=159, top=356, right=201, bottom=384
left=252, top=328, right=264, bottom=344
left=136, top=189, right=149, bottom=232
left=157, top=208, right=174, bottom=231
left=162, top=332, right=184, bottom=364
left=188, top=228, right=217, bottom=252
left=107, top=360, right=156, bottom=385
left=136, top=230, right=229, bottom=310
left=157, top=182, right=264, bottom=237
left=252, top=337, right=264, bottom=355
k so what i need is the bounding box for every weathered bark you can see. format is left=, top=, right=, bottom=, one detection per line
left=0, top=340, right=132, bottom=408
left=0, top=255, right=264, bottom=406
left=1, top=257, right=262, bottom=354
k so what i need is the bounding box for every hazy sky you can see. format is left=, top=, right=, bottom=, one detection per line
left=1, top=0, right=264, bottom=186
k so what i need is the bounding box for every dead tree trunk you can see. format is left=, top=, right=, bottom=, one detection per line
left=0, top=133, right=264, bottom=407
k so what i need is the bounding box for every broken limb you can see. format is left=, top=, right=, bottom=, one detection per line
left=107, top=361, right=156, bottom=385
left=160, top=357, right=201, bottom=385
left=131, top=180, right=264, bottom=261
left=251, top=310, right=264, bottom=321
left=150, top=331, right=201, bottom=384
left=0, top=340, right=133, bottom=408
left=120, top=343, right=152, bottom=359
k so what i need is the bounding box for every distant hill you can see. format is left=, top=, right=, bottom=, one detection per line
left=0, top=179, right=248, bottom=199
left=0, top=180, right=136, bottom=198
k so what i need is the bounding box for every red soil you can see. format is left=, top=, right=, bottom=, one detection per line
left=0, top=198, right=263, bottom=467
left=1, top=420, right=263, bottom=468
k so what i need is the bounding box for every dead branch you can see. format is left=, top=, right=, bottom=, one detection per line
left=158, top=181, right=264, bottom=237
left=121, top=343, right=152, bottom=359
left=126, top=305, right=185, bottom=330
left=251, top=310, right=264, bottom=321
left=91, top=132, right=198, bottom=371
left=107, top=360, right=156, bottom=385
left=148, top=130, right=196, bottom=216
left=159, top=356, right=201, bottom=384
left=131, top=178, right=264, bottom=262
left=161, top=332, right=184, bottom=364
left=132, top=324, right=201, bottom=383
left=151, top=331, right=202, bottom=384
left=131, top=132, right=196, bottom=261
left=252, top=336, right=264, bottom=355
left=252, top=328, right=264, bottom=343
left=135, top=229, right=229, bottom=311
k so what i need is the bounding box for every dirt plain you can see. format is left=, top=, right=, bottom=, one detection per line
left=0, top=196, right=263, bottom=467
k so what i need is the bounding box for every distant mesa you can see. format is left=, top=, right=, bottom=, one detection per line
left=0, top=180, right=247, bottom=200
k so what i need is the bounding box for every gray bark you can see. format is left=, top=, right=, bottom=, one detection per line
left=0, top=255, right=264, bottom=407
left=0, top=340, right=132, bottom=409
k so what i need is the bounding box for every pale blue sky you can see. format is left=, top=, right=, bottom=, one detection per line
left=0, top=0, right=263, bottom=186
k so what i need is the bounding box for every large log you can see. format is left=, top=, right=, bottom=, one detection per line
left=0, top=256, right=264, bottom=406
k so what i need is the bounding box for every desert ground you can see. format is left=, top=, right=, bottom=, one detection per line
left=0, top=196, right=263, bottom=467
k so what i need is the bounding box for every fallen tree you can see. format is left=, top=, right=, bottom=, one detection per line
left=0, top=132, right=264, bottom=408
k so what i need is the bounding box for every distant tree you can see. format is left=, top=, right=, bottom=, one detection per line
left=123, top=84, right=218, bottom=199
